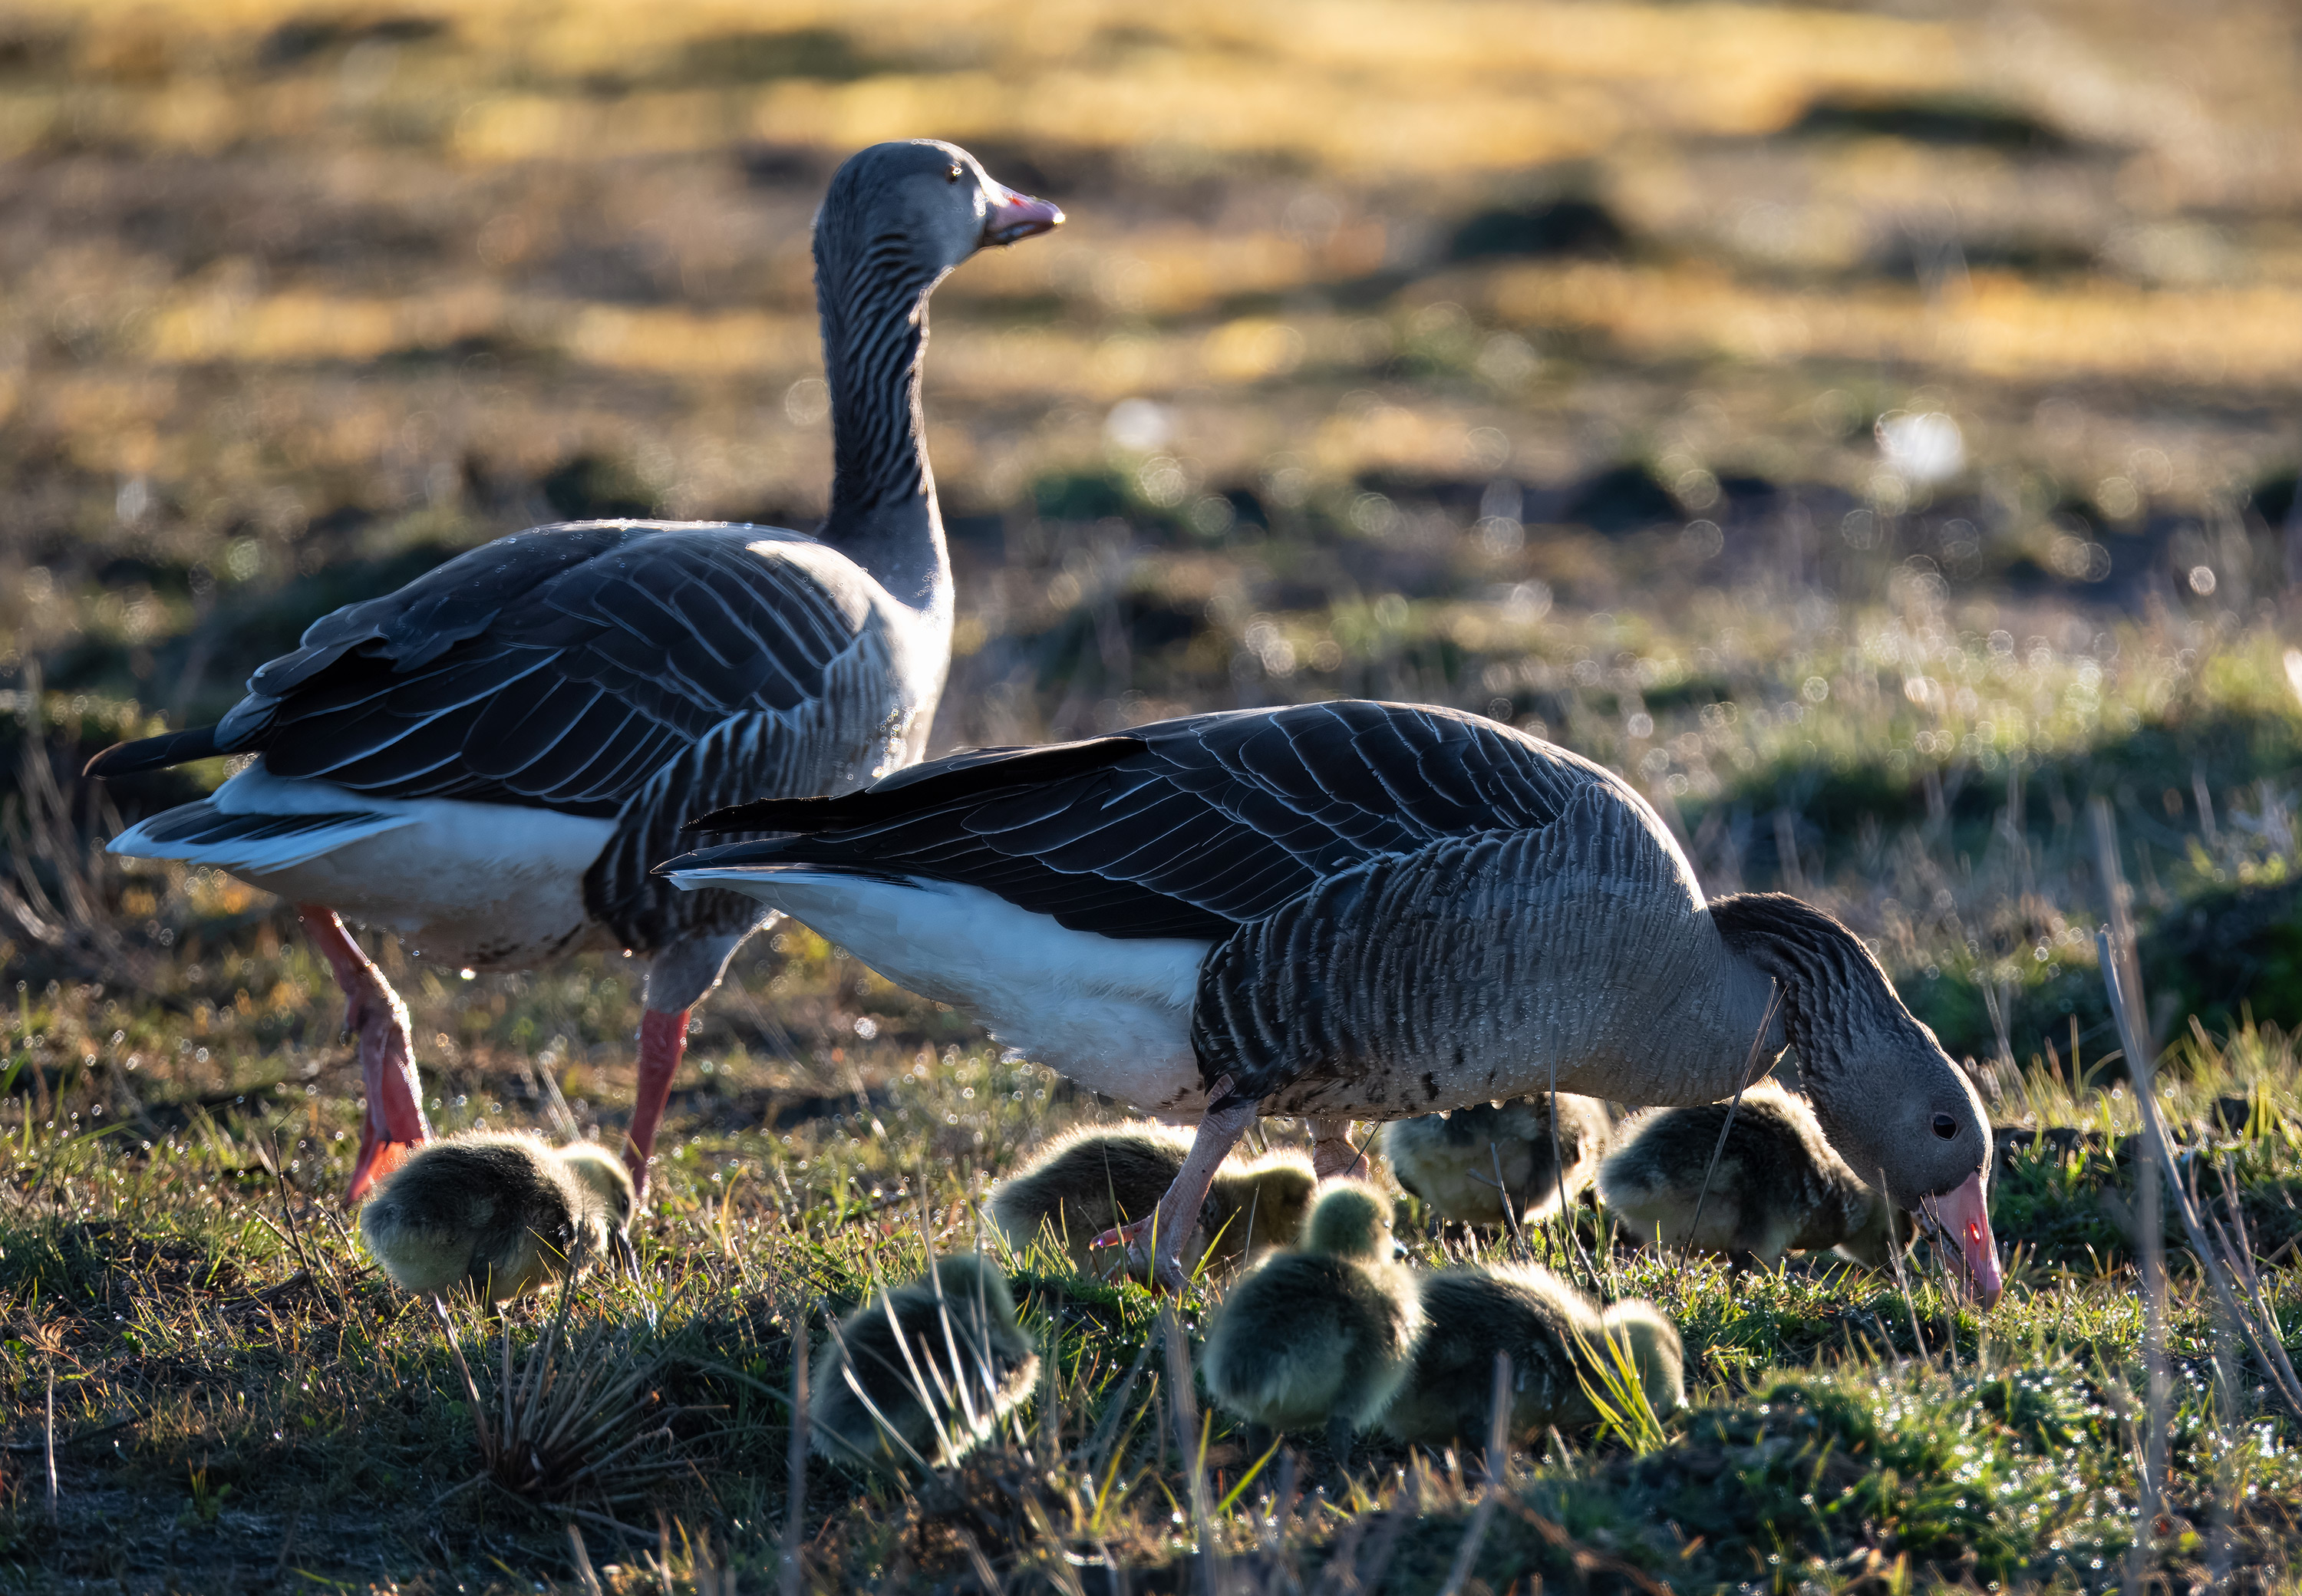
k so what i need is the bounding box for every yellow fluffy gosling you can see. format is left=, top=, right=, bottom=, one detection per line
left=1382, top=1093, right=1611, bottom=1228
left=359, top=1132, right=635, bottom=1302
left=810, top=1255, right=1039, bottom=1474
left=1200, top=1180, right=1422, bottom=1459
left=989, top=1123, right=1316, bottom=1279
left=1598, top=1080, right=1914, bottom=1268
left=1377, top=1263, right=1683, bottom=1447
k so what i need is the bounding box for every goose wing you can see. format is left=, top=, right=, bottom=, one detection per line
left=665, top=700, right=1619, bottom=939
left=86, top=523, right=875, bottom=818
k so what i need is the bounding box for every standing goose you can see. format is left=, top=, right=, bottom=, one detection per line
left=84, top=140, right=1061, bottom=1201
left=658, top=700, right=2000, bottom=1302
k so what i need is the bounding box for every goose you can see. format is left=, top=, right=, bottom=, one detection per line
left=1199, top=1180, right=1422, bottom=1459
left=359, top=1131, right=636, bottom=1301
left=810, top=1254, right=1038, bottom=1473
left=658, top=700, right=2000, bottom=1303
left=1382, top=1093, right=1611, bottom=1229
left=989, top=1122, right=1316, bottom=1280
left=1377, top=1264, right=1682, bottom=1447
left=1597, top=1078, right=1914, bottom=1269
left=84, top=140, right=1062, bottom=1202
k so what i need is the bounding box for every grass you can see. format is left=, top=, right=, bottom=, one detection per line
left=6, top=0, right=2302, bottom=1587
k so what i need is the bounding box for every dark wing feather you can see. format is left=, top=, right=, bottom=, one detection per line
left=84, top=523, right=872, bottom=817
left=661, top=700, right=1617, bottom=939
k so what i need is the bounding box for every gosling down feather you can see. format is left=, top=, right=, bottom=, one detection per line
left=660, top=700, right=2000, bottom=1302
left=989, top=1123, right=1315, bottom=1279
left=1377, top=1264, right=1683, bottom=1448
left=1200, top=1181, right=1422, bottom=1457
left=810, top=1255, right=1038, bottom=1473
left=1598, top=1079, right=1914, bottom=1268
left=360, top=1132, right=636, bottom=1301
left=1383, top=1093, right=1611, bottom=1228
left=87, top=140, right=1062, bottom=1205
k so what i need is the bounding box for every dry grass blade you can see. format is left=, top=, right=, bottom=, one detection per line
left=0, top=666, right=152, bottom=986
left=431, top=1284, right=677, bottom=1507
left=1436, top=1350, right=1512, bottom=1596
left=1161, top=1301, right=1224, bottom=1595
left=2098, top=931, right=2302, bottom=1426
left=567, top=1524, right=604, bottom=1596
left=780, top=1303, right=810, bottom=1596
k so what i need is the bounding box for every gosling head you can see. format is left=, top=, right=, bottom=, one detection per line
left=555, top=1141, right=638, bottom=1274
left=1598, top=1300, right=1687, bottom=1419
left=1304, top=1180, right=1394, bottom=1264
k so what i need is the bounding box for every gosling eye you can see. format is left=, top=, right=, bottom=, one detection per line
left=945, top=163, right=965, bottom=184
left=1931, top=1112, right=1958, bottom=1140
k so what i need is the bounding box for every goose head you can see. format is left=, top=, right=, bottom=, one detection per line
left=815, top=139, right=1062, bottom=296
left=1712, top=893, right=2001, bottom=1307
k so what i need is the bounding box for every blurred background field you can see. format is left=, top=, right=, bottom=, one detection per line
left=6, top=0, right=2302, bottom=1590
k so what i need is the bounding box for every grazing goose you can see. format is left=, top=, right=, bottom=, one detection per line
left=658, top=700, right=2000, bottom=1303
left=1199, top=1180, right=1422, bottom=1459
left=1598, top=1079, right=1914, bottom=1269
left=85, top=141, right=1062, bottom=1202
left=1383, top=1093, right=1611, bottom=1228
left=989, top=1122, right=1316, bottom=1279
left=360, top=1131, right=636, bottom=1301
left=811, top=1254, right=1038, bottom=1473
left=1377, top=1264, right=1682, bottom=1447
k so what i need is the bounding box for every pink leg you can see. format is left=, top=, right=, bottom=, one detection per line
left=301, top=906, right=431, bottom=1203
left=1308, top=1116, right=1362, bottom=1179
left=623, top=1007, right=690, bottom=1199
left=1093, top=1077, right=1258, bottom=1291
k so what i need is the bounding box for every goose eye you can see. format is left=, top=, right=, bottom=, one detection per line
left=1931, top=1112, right=1958, bottom=1139
left=945, top=163, right=965, bottom=184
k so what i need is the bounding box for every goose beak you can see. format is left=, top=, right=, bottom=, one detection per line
left=1922, top=1170, right=2003, bottom=1309
left=981, top=185, right=1063, bottom=247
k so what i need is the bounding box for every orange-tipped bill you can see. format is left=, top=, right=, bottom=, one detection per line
left=1923, top=1170, right=2003, bottom=1308
left=982, top=185, right=1063, bottom=247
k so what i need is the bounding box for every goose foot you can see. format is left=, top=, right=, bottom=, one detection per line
left=622, top=1007, right=691, bottom=1201
left=1093, top=1087, right=1258, bottom=1290
left=1308, top=1117, right=1362, bottom=1180
left=302, top=906, right=430, bottom=1202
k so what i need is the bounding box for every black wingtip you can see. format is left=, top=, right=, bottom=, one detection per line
left=683, top=734, right=1148, bottom=835
left=83, top=724, right=226, bottom=779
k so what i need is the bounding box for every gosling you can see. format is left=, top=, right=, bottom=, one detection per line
left=1378, top=1264, right=1684, bottom=1448
left=1383, top=1093, right=1611, bottom=1228
left=811, top=1254, right=1039, bottom=1474
left=1598, top=1080, right=1913, bottom=1268
left=990, top=1123, right=1317, bottom=1280
left=360, top=1132, right=636, bottom=1302
left=1200, top=1180, right=1422, bottom=1459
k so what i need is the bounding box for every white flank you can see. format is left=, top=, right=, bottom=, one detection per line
left=111, top=767, right=616, bottom=968
left=671, top=866, right=1212, bottom=1112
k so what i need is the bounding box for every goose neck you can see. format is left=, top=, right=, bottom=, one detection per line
left=816, top=256, right=951, bottom=612
left=1707, top=892, right=1889, bottom=1105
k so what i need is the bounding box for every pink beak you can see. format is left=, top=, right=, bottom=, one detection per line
left=981, top=184, right=1064, bottom=248
left=1923, top=1169, right=2003, bottom=1309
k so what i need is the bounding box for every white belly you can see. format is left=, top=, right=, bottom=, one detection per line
left=672, top=866, right=1213, bottom=1113
left=114, top=767, right=618, bottom=968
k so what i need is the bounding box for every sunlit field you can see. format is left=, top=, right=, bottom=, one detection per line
left=6, top=0, right=2302, bottom=1590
